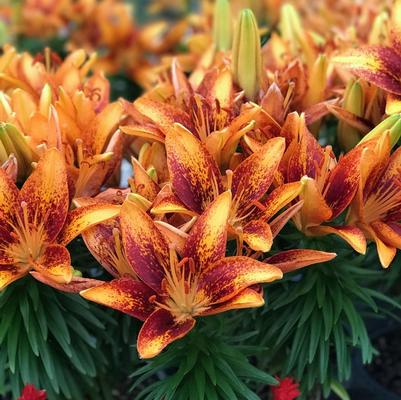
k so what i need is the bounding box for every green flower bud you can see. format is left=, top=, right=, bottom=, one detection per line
left=360, top=114, right=401, bottom=147
left=338, top=79, right=365, bottom=151
left=212, top=0, right=233, bottom=51
left=232, top=9, right=262, bottom=101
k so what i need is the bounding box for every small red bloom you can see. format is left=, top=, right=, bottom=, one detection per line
left=18, top=384, right=47, bottom=400
left=271, top=376, right=301, bottom=400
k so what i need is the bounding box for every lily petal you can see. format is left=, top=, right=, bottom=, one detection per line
left=33, top=244, right=72, bottom=284
left=58, top=203, right=120, bottom=245
left=242, top=220, right=273, bottom=252
left=197, top=256, right=282, bottom=306
left=121, top=200, right=169, bottom=291
left=308, top=225, right=367, bottom=254
left=333, top=47, right=401, bottom=95
left=183, top=191, right=231, bottom=270
left=232, top=137, right=285, bottom=211
left=137, top=308, right=195, bottom=359
left=80, top=277, right=156, bottom=320
left=261, top=181, right=304, bottom=221
left=201, top=287, right=264, bottom=316
left=166, top=123, right=222, bottom=213
left=20, top=148, right=69, bottom=242
left=372, top=221, right=401, bottom=249
left=265, top=249, right=336, bottom=273
left=0, top=265, right=28, bottom=290
left=31, top=272, right=103, bottom=293
left=324, top=145, right=365, bottom=219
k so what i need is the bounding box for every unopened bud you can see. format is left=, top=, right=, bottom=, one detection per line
left=338, top=79, right=365, bottom=151
left=368, top=11, right=389, bottom=45
left=232, top=9, right=262, bottom=100
left=304, top=54, right=328, bottom=108
left=359, top=114, right=401, bottom=147
left=212, top=0, right=233, bottom=51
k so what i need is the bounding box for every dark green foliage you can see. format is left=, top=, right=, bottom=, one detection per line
left=0, top=277, right=114, bottom=400
left=253, top=240, right=401, bottom=399
left=130, top=317, right=277, bottom=400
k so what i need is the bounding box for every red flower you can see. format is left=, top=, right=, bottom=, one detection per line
left=271, top=376, right=301, bottom=400
left=18, top=384, right=46, bottom=400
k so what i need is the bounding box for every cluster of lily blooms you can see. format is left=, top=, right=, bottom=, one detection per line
left=1, top=0, right=401, bottom=359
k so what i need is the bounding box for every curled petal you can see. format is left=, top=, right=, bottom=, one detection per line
left=137, top=308, right=195, bottom=359
left=33, top=244, right=72, bottom=284
left=20, top=148, right=69, bottom=242
left=232, top=137, right=285, bottom=211
left=265, top=249, right=336, bottom=274
left=308, top=225, right=367, bottom=254
left=166, top=124, right=222, bottom=213
left=197, top=256, right=282, bottom=306
left=202, top=287, right=264, bottom=316
left=58, top=204, right=120, bottom=245
left=183, top=191, right=231, bottom=270
left=80, top=277, right=156, bottom=320
left=242, top=220, right=273, bottom=252
left=31, top=272, right=103, bottom=293
left=121, top=200, right=169, bottom=291
left=0, top=265, right=28, bottom=290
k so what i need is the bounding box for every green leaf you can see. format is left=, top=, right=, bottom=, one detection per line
left=330, top=379, right=351, bottom=400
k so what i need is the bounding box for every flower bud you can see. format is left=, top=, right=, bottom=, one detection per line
left=304, top=54, right=328, bottom=108
left=212, top=0, right=233, bottom=51
left=0, top=123, right=34, bottom=179
left=359, top=114, right=401, bottom=147
left=279, top=3, right=315, bottom=67
left=368, top=11, right=389, bottom=45
left=338, top=79, right=365, bottom=151
left=232, top=9, right=262, bottom=101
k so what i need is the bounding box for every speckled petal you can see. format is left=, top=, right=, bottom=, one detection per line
left=201, top=287, right=264, bottom=316
left=80, top=276, right=156, bottom=320
left=20, top=148, right=69, bottom=242
left=232, top=137, right=285, bottom=212
left=165, top=123, right=223, bottom=213
left=137, top=308, right=195, bottom=359
left=120, top=200, right=169, bottom=292
left=58, top=203, right=120, bottom=245
left=33, top=244, right=72, bottom=284
left=265, top=249, right=336, bottom=273
left=183, top=191, right=231, bottom=270
left=197, top=256, right=282, bottom=306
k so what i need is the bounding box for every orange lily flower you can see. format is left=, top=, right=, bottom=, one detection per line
left=121, top=61, right=260, bottom=170
left=347, top=133, right=401, bottom=267
left=276, top=112, right=367, bottom=253
left=333, top=0, right=401, bottom=114
left=150, top=123, right=303, bottom=253
left=0, top=148, right=120, bottom=290
left=0, top=48, right=123, bottom=195
left=81, top=191, right=284, bottom=358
